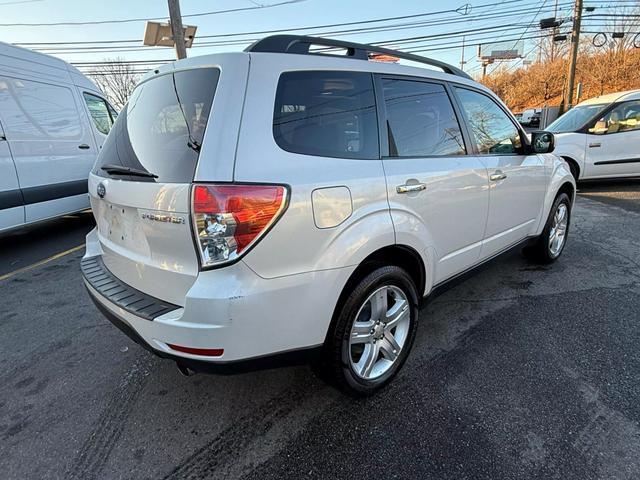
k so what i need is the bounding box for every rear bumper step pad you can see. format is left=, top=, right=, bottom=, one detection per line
left=81, top=256, right=179, bottom=321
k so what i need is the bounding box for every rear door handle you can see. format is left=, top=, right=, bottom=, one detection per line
left=490, top=170, right=507, bottom=181
left=396, top=183, right=427, bottom=194
left=78, top=144, right=90, bottom=150
left=589, top=142, right=601, bottom=148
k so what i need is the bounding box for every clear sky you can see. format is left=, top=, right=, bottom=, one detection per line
left=0, top=0, right=579, bottom=77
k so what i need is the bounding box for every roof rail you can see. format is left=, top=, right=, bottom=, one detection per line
left=244, top=35, right=472, bottom=80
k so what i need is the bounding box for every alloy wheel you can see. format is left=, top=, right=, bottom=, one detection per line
left=348, top=285, right=411, bottom=380
left=549, top=203, right=569, bottom=257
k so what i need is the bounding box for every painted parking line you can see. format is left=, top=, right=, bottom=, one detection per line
left=0, top=244, right=85, bottom=282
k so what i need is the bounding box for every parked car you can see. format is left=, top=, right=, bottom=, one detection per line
left=547, top=89, right=640, bottom=180
left=0, top=42, right=117, bottom=233
left=520, top=108, right=542, bottom=127
left=81, top=35, right=575, bottom=395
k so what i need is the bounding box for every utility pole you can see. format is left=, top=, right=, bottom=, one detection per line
left=560, top=0, right=583, bottom=114
left=167, top=0, right=187, bottom=59
left=460, top=36, right=466, bottom=71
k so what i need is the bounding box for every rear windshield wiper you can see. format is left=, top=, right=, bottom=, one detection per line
left=101, top=164, right=158, bottom=179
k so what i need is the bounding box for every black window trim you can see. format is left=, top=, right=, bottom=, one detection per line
left=83, top=91, right=114, bottom=133
left=580, top=99, right=640, bottom=136
left=272, top=69, right=381, bottom=161
left=373, top=73, right=471, bottom=160
left=449, top=83, right=530, bottom=156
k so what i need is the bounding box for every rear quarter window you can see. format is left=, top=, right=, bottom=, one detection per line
left=273, top=71, right=379, bottom=159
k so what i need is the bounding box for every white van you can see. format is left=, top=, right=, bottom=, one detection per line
left=547, top=89, right=640, bottom=180
left=0, top=42, right=116, bottom=233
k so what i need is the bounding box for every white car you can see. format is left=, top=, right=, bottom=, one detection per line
left=81, top=35, right=575, bottom=395
left=0, top=41, right=117, bottom=233
left=547, top=89, right=640, bottom=181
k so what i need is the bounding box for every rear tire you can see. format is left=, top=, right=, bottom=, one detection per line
left=321, top=265, right=419, bottom=396
left=524, top=193, right=571, bottom=264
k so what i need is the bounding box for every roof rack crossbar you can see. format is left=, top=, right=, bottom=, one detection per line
left=245, top=35, right=472, bottom=80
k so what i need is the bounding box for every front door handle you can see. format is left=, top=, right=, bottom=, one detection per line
left=490, top=170, right=507, bottom=181
left=396, top=183, right=427, bottom=194
left=78, top=144, right=90, bottom=150
left=589, top=142, right=601, bottom=148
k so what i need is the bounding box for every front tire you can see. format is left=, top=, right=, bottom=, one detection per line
left=525, top=192, right=571, bottom=263
left=323, top=265, right=419, bottom=396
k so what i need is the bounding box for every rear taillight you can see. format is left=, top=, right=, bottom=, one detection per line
left=192, top=184, right=287, bottom=268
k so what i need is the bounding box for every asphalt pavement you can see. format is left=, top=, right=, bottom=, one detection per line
left=1, top=183, right=640, bottom=479
left=577, top=179, right=640, bottom=213
left=0, top=211, right=94, bottom=277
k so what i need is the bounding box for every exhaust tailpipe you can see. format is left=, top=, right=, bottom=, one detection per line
left=176, top=362, right=196, bottom=377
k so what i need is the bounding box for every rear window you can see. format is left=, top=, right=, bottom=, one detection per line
left=94, top=68, right=220, bottom=183
left=273, top=71, right=379, bottom=159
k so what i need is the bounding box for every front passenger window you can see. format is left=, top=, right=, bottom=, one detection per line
left=455, top=88, right=522, bottom=155
left=83, top=93, right=113, bottom=135
left=589, top=100, right=640, bottom=135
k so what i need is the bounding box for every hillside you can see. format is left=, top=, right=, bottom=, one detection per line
left=481, top=46, right=640, bottom=112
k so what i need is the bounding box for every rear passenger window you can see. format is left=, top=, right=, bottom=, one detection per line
left=382, top=79, right=465, bottom=157
left=273, top=71, right=378, bottom=159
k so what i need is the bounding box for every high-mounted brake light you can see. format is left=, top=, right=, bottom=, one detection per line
left=192, top=184, right=287, bottom=268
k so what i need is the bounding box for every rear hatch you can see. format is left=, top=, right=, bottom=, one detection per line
left=88, top=66, right=222, bottom=306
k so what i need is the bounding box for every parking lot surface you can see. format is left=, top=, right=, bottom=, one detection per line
left=1, top=184, right=640, bottom=479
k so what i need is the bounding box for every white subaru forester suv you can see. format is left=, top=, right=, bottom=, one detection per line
left=81, top=35, right=575, bottom=395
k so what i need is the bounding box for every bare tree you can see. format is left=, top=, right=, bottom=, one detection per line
left=87, top=58, right=141, bottom=111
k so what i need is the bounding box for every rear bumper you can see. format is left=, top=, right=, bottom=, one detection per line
left=85, top=286, right=321, bottom=374
left=82, top=228, right=355, bottom=369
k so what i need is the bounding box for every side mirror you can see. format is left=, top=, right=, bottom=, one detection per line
left=530, top=131, right=555, bottom=154
left=588, top=120, right=608, bottom=135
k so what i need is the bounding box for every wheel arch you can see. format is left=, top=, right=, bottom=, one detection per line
left=557, top=180, right=575, bottom=204
left=535, top=157, right=576, bottom=236
left=322, top=244, right=426, bottom=346
left=561, top=156, right=580, bottom=181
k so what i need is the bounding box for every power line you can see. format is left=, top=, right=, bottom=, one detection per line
left=0, top=0, right=307, bottom=27
left=38, top=12, right=573, bottom=55
left=0, top=0, right=43, bottom=5
left=33, top=9, right=589, bottom=58
left=47, top=0, right=633, bottom=78
left=14, top=0, right=558, bottom=46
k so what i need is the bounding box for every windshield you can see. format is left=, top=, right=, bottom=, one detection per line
left=93, top=67, right=220, bottom=183
left=547, top=104, right=607, bottom=133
